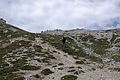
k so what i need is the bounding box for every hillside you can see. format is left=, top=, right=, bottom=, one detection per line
left=42, top=29, right=120, bottom=66
left=0, top=19, right=120, bottom=80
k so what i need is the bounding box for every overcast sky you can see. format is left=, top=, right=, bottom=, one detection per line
left=0, top=0, right=120, bottom=33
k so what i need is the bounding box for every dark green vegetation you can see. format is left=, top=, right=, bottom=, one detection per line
left=61, top=75, right=78, bottom=80
left=58, top=67, right=64, bottom=70
left=58, top=63, right=64, bottom=66
left=114, top=68, right=120, bottom=72
left=79, top=34, right=110, bottom=56
left=34, top=74, right=40, bottom=78
left=0, top=24, right=49, bottom=79
left=21, top=65, right=40, bottom=70
left=5, top=73, right=25, bottom=80
left=40, top=29, right=120, bottom=64
left=91, top=68, right=96, bottom=71
left=68, top=69, right=76, bottom=72
left=0, top=24, right=35, bottom=60
left=75, top=60, right=85, bottom=64
left=41, top=68, right=54, bottom=75
left=112, top=55, right=120, bottom=62
left=74, top=70, right=85, bottom=75
left=39, top=34, right=103, bottom=63
left=0, top=24, right=30, bottom=79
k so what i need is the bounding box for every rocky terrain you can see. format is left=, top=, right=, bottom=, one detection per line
left=0, top=18, right=120, bottom=80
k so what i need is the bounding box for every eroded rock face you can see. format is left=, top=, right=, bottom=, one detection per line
left=0, top=18, right=6, bottom=24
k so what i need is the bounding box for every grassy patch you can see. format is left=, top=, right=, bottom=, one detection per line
left=77, top=66, right=82, bottom=69
left=40, top=34, right=103, bottom=63
left=34, top=74, right=40, bottom=78
left=11, top=59, right=27, bottom=66
left=0, top=60, right=9, bottom=68
left=115, top=38, right=120, bottom=44
left=58, top=63, right=64, bottom=66
left=69, top=66, right=75, bottom=69
left=90, top=38, right=110, bottom=55
left=68, top=70, right=76, bottom=72
left=33, top=45, right=42, bottom=52
left=112, top=55, right=120, bottom=62
left=91, top=68, right=96, bottom=71
left=58, top=67, right=64, bottom=70
left=37, top=59, right=42, bottom=62
left=81, top=34, right=95, bottom=42
left=41, top=68, right=54, bottom=75
left=41, top=58, right=50, bottom=63
left=0, top=67, right=18, bottom=76
left=6, top=73, right=24, bottom=80
left=114, top=68, right=120, bottom=72
left=110, top=34, right=118, bottom=43
left=21, top=65, right=40, bottom=70
left=74, top=71, right=79, bottom=75
left=75, top=60, right=84, bottom=64
left=52, top=65, right=57, bottom=67
left=61, top=75, right=78, bottom=80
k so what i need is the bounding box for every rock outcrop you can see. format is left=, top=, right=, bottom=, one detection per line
left=0, top=18, right=6, bottom=24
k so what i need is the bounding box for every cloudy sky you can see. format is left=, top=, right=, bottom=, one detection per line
left=0, top=0, right=120, bottom=33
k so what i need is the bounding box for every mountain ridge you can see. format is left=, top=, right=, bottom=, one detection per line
left=0, top=19, right=120, bottom=80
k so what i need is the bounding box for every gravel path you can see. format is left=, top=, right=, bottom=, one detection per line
left=78, top=69, right=120, bottom=80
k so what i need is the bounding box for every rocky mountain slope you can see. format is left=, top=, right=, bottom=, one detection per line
left=0, top=18, right=120, bottom=80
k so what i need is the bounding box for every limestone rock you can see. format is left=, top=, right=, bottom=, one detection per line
left=0, top=18, right=6, bottom=24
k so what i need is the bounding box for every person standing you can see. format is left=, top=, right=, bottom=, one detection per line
left=62, top=36, right=66, bottom=48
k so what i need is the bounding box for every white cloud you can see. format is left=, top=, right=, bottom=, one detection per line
left=0, top=0, right=120, bottom=32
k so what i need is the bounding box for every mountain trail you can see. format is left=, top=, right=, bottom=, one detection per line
left=22, top=37, right=120, bottom=80
left=23, top=38, right=78, bottom=80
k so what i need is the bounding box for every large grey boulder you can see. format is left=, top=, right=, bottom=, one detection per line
left=0, top=18, right=6, bottom=24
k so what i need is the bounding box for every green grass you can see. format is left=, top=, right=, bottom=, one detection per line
left=112, top=55, right=120, bottom=62
left=58, top=63, right=64, bottom=66
left=41, top=58, right=50, bottom=63
left=1, top=40, right=32, bottom=57
left=0, top=24, right=38, bottom=79
left=114, top=68, right=120, bottom=72
left=81, top=34, right=95, bottom=42
left=21, top=65, right=40, bottom=70
left=52, top=65, right=57, bottom=67
left=91, top=68, right=96, bottom=71
left=110, top=34, right=118, bottom=43
left=61, top=75, right=78, bottom=80
left=40, top=34, right=103, bottom=63
left=0, top=60, right=9, bottom=68
left=58, top=67, right=64, bottom=70
left=11, top=59, right=27, bottom=69
left=115, top=38, right=120, bottom=44
left=37, top=59, right=42, bottom=62
left=33, top=45, right=42, bottom=52
left=41, top=68, right=54, bottom=75
left=6, top=73, right=25, bottom=80
left=74, top=71, right=79, bottom=75
left=90, top=38, right=110, bottom=55
left=68, top=70, right=76, bottom=72
left=77, top=66, right=82, bottom=69
left=75, top=60, right=84, bottom=64
left=0, top=67, right=18, bottom=76
left=69, top=66, right=75, bottom=69
left=34, top=74, right=40, bottom=78
left=0, top=59, right=27, bottom=76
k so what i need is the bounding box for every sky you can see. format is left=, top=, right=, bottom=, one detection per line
left=0, top=0, right=120, bottom=33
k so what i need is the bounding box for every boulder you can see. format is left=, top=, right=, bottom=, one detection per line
left=0, top=18, right=6, bottom=24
